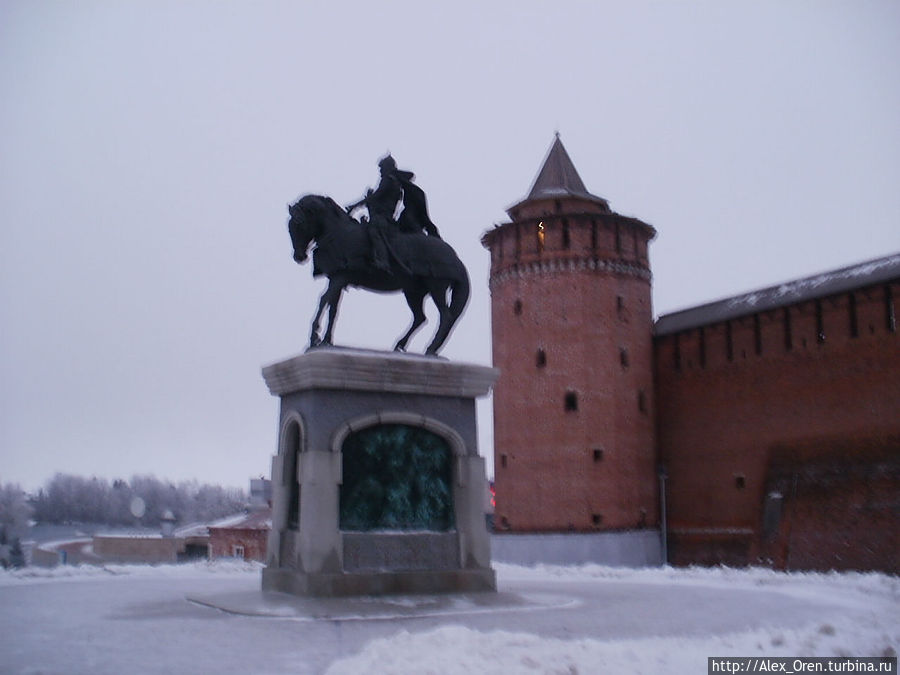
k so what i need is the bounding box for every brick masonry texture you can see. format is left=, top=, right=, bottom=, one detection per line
left=485, top=203, right=658, bottom=534
left=209, top=528, right=267, bottom=562
left=655, top=283, right=900, bottom=571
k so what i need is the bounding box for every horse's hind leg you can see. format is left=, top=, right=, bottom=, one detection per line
left=394, top=287, right=427, bottom=352
left=425, top=280, right=453, bottom=355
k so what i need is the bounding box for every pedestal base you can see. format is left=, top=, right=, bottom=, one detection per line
left=261, top=566, right=496, bottom=597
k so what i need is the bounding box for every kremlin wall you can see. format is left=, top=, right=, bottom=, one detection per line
left=483, top=136, right=899, bottom=573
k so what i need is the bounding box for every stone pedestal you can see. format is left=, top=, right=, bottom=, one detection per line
left=260, top=348, right=499, bottom=597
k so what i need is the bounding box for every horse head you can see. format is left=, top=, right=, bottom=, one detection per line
left=287, top=195, right=325, bottom=263
left=288, top=194, right=355, bottom=264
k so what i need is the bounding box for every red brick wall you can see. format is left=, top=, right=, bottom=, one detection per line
left=484, top=202, right=658, bottom=532
left=208, top=528, right=267, bottom=562
left=759, top=438, right=899, bottom=572
left=92, top=536, right=180, bottom=564
left=655, top=282, right=900, bottom=572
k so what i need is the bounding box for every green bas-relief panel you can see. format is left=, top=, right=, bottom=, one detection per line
left=340, top=424, right=454, bottom=531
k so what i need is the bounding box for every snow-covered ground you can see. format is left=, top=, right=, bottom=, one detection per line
left=0, top=561, right=896, bottom=674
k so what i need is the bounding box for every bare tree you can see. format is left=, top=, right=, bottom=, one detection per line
left=31, top=473, right=246, bottom=526
left=0, top=481, right=33, bottom=546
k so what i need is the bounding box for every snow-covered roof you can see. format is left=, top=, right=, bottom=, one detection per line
left=206, top=508, right=271, bottom=531
left=207, top=512, right=254, bottom=528
left=655, top=252, right=900, bottom=336
left=173, top=521, right=210, bottom=538
left=34, top=537, right=93, bottom=552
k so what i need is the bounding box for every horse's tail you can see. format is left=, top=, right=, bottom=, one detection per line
left=448, top=267, right=470, bottom=320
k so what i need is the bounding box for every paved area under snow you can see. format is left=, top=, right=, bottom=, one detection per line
left=0, top=562, right=896, bottom=674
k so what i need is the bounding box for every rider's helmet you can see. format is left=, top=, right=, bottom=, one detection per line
left=378, top=154, right=397, bottom=172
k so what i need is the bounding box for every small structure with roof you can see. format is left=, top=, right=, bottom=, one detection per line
left=207, top=508, right=272, bottom=562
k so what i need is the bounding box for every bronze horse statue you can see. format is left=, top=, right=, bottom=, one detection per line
left=287, top=195, right=469, bottom=355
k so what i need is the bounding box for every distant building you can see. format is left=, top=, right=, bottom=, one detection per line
left=207, top=478, right=272, bottom=562
left=92, top=533, right=189, bottom=564
left=30, top=538, right=97, bottom=567
left=482, top=135, right=899, bottom=573
left=30, top=479, right=272, bottom=567
left=207, top=508, right=271, bottom=562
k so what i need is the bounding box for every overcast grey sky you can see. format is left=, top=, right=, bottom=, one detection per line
left=2, top=1, right=899, bottom=492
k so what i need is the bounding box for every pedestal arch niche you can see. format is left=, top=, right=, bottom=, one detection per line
left=336, top=416, right=462, bottom=574
left=266, top=412, right=303, bottom=568
left=339, top=421, right=454, bottom=531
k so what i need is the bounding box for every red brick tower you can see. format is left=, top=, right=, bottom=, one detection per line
left=482, top=135, right=658, bottom=532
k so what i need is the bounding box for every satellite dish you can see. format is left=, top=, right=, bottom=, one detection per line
left=129, top=496, right=146, bottom=518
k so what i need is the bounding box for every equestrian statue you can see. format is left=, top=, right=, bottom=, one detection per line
left=287, top=154, right=469, bottom=356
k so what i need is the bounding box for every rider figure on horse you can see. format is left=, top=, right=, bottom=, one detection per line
left=346, top=154, right=439, bottom=273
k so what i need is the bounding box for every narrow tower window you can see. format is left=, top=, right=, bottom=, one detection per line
left=783, top=307, right=793, bottom=351
left=536, top=348, right=547, bottom=368
left=513, top=299, right=523, bottom=316
left=753, top=315, right=763, bottom=355
left=886, top=284, right=896, bottom=332
left=815, top=300, right=825, bottom=343
left=725, top=321, right=734, bottom=362
left=619, top=347, right=629, bottom=368
left=698, top=327, right=706, bottom=367
left=564, top=391, right=579, bottom=412
left=561, top=219, right=570, bottom=249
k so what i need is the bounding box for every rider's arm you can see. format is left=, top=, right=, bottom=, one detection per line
left=345, top=188, right=373, bottom=214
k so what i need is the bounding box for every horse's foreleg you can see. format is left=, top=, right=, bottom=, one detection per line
left=309, top=289, right=331, bottom=348
left=321, top=282, right=345, bottom=346
left=394, top=288, right=427, bottom=352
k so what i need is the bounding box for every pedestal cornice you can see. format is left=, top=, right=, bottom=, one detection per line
left=262, top=348, right=499, bottom=399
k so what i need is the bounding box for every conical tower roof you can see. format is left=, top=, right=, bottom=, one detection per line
left=508, top=134, right=610, bottom=215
